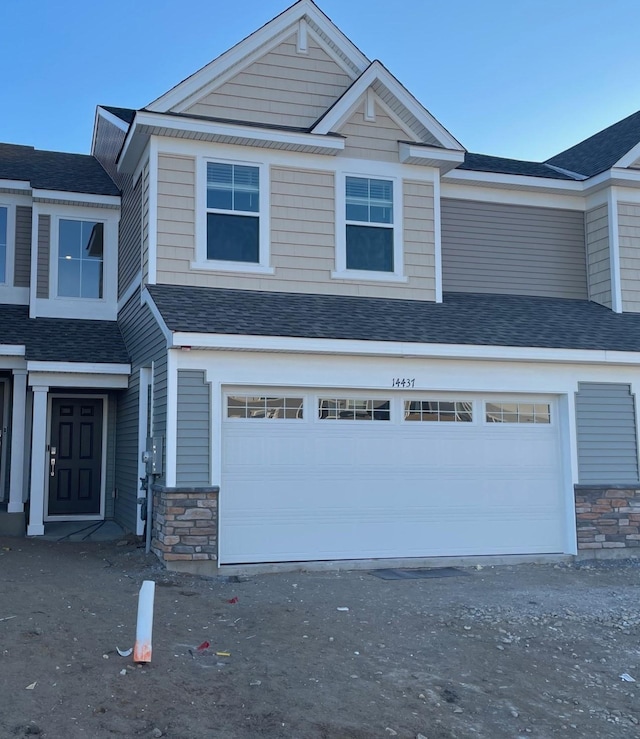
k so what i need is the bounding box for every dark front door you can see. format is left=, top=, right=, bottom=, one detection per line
left=48, top=398, right=103, bottom=516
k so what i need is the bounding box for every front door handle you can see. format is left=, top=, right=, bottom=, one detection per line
left=50, top=457, right=56, bottom=477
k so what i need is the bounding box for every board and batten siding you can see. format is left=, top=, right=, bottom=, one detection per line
left=183, top=34, right=352, bottom=129
left=36, top=214, right=50, bottom=299
left=115, top=288, right=168, bottom=533
left=575, top=383, right=640, bottom=484
left=441, top=199, right=587, bottom=299
left=339, top=102, right=414, bottom=163
left=618, top=202, right=640, bottom=312
left=585, top=204, right=611, bottom=308
left=176, top=370, right=211, bottom=486
left=118, top=174, right=142, bottom=298
left=156, top=161, right=436, bottom=300
left=14, top=206, right=32, bottom=288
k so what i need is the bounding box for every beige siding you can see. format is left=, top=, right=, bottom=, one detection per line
left=184, top=35, right=352, bottom=129
left=36, top=214, right=50, bottom=299
left=441, top=199, right=587, bottom=299
left=156, top=163, right=435, bottom=300
left=619, top=202, right=640, bottom=312
left=339, top=102, right=407, bottom=163
left=585, top=204, right=611, bottom=308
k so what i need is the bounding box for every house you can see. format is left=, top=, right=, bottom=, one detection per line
left=2, top=0, right=640, bottom=570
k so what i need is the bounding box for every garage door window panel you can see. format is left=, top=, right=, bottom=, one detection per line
left=486, top=402, right=551, bottom=424
left=404, top=400, right=473, bottom=422
left=318, top=398, right=390, bottom=421
left=227, top=395, right=304, bottom=420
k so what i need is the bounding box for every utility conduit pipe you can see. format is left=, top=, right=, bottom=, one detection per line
left=133, top=580, right=156, bottom=663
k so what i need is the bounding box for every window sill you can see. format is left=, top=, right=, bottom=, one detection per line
left=190, top=260, right=275, bottom=275
left=331, top=270, right=408, bottom=284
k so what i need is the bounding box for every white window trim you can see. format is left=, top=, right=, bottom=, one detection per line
left=333, top=172, right=406, bottom=283
left=35, top=203, right=119, bottom=321
left=192, top=156, right=273, bottom=274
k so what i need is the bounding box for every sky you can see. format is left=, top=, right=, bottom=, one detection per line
left=2, top=0, right=640, bottom=162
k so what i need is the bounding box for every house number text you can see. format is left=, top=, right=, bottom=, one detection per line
left=392, top=378, right=416, bottom=388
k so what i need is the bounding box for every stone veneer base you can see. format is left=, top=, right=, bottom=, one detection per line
left=575, top=485, right=640, bottom=555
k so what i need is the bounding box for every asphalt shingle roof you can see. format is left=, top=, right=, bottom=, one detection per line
left=546, top=109, right=640, bottom=177
left=147, top=284, right=640, bottom=353
left=0, top=305, right=129, bottom=363
left=459, top=152, right=577, bottom=180
left=100, top=106, right=136, bottom=124
left=0, top=143, right=119, bottom=196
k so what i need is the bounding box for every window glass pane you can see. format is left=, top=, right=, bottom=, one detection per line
left=83, top=222, right=103, bottom=259
left=346, top=177, right=393, bottom=225
left=404, top=400, right=473, bottom=422
left=207, top=163, right=259, bottom=212
left=81, top=259, right=103, bottom=299
left=346, top=225, right=393, bottom=272
left=227, top=395, right=303, bottom=419
left=59, top=219, right=82, bottom=260
left=484, top=402, right=551, bottom=424
left=0, top=207, right=6, bottom=283
left=233, top=165, right=259, bottom=212
left=58, top=219, right=103, bottom=299
left=207, top=163, right=233, bottom=210
left=58, top=258, right=81, bottom=297
left=319, top=398, right=390, bottom=421
left=346, top=177, right=370, bottom=221
left=207, top=213, right=259, bottom=263
left=369, top=179, right=393, bottom=224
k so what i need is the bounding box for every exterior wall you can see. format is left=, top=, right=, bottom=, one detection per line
left=338, top=102, right=411, bottom=163
left=142, top=161, right=150, bottom=283
left=104, top=391, right=117, bottom=519
left=585, top=204, right=611, bottom=308
left=183, top=34, right=352, bottom=129
left=575, top=487, right=640, bottom=552
left=151, top=485, right=219, bottom=571
left=36, top=214, right=50, bottom=299
left=14, top=206, right=32, bottom=288
left=176, top=370, right=211, bottom=486
left=618, top=202, right=640, bottom=312
left=118, top=173, right=142, bottom=298
left=115, top=289, right=168, bottom=533
left=575, top=382, right=639, bottom=484
left=93, top=114, right=127, bottom=187
left=441, top=199, right=587, bottom=299
left=155, top=157, right=436, bottom=300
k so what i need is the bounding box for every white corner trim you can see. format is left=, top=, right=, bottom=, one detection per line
left=32, top=189, right=120, bottom=208
left=117, top=271, right=142, bottom=312
left=608, top=187, right=622, bottom=313
left=165, top=349, right=178, bottom=487
left=433, top=173, right=442, bottom=304
left=141, top=287, right=174, bottom=346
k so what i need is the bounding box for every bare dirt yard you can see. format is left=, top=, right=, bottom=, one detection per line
left=1, top=538, right=640, bottom=739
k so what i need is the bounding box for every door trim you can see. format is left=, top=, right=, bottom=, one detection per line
left=44, top=393, right=108, bottom=522
left=0, top=378, right=9, bottom=502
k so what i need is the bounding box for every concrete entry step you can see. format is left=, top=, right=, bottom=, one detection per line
left=0, top=510, right=26, bottom=537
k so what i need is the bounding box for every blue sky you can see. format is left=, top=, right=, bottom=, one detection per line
left=3, top=0, right=640, bottom=162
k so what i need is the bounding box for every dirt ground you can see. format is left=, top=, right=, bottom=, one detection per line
left=1, top=540, right=640, bottom=739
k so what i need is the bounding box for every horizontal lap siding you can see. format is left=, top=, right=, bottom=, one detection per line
left=618, top=202, right=640, bottom=312
left=585, top=204, right=611, bottom=308
left=184, top=35, right=352, bottom=129
left=176, top=370, right=211, bottom=486
left=339, top=103, right=406, bottom=163
left=36, top=215, right=50, bottom=299
left=118, top=174, right=141, bottom=297
left=157, top=155, right=195, bottom=280
left=14, top=206, right=32, bottom=288
left=441, top=199, right=587, bottom=299
left=576, top=383, right=639, bottom=484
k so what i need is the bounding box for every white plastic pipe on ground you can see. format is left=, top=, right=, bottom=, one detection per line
left=133, top=580, right=156, bottom=663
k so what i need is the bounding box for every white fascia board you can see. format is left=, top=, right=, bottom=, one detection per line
left=399, top=143, right=465, bottom=173
left=444, top=168, right=585, bottom=195
left=613, top=139, right=640, bottom=169
left=27, top=361, right=130, bottom=374
left=0, top=345, right=26, bottom=357
left=28, top=371, right=129, bottom=389
left=171, top=332, right=640, bottom=366
left=312, top=61, right=463, bottom=151
left=147, top=0, right=368, bottom=113
left=0, top=179, right=31, bottom=192
left=32, top=189, right=120, bottom=208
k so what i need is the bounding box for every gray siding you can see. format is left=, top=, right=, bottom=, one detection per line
left=115, top=289, right=167, bottom=532
left=14, top=206, right=32, bottom=288
left=93, top=114, right=127, bottom=187
left=36, top=215, right=50, bottom=299
left=176, top=370, right=211, bottom=486
left=104, top=392, right=117, bottom=519
left=576, top=382, right=639, bottom=484
left=585, top=204, right=611, bottom=308
left=441, top=199, right=588, bottom=299
left=118, top=174, right=142, bottom=298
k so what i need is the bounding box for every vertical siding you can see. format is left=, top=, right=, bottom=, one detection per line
left=576, top=383, right=639, bottom=484
left=36, top=214, right=50, bottom=299
left=585, top=204, right=611, bottom=308
left=441, top=199, right=587, bottom=299
left=157, top=155, right=196, bottom=276
left=93, top=114, right=127, bottom=187
left=118, top=174, right=142, bottom=297
left=142, top=161, right=150, bottom=283
left=339, top=102, right=407, bottom=163
left=618, top=202, right=640, bottom=312
left=14, top=206, right=32, bottom=288
left=184, top=34, right=352, bottom=128
left=176, top=370, right=211, bottom=486
left=115, top=288, right=168, bottom=532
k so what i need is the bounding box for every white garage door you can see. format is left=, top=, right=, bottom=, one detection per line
left=220, top=390, right=565, bottom=564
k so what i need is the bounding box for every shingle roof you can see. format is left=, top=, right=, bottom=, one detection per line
left=0, top=143, right=119, bottom=196
left=147, top=284, right=640, bottom=353
left=0, top=305, right=129, bottom=363
left=546, top=109, right=640, bottom=177
left=459, top=152, right=577, bottom=180
left=100, top=106, right=136, bottom=124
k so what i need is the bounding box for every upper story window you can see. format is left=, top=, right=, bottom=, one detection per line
left=0, top=207, right=7, bottom=284
left=345, top=176, right=394, bottom=272
left=206, top=162, right=260, bottom=263
left=57, top=219, right=104, bottom=299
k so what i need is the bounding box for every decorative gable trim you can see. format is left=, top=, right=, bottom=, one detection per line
left=311, top=61, right=463, bottom=152
left=614, top=139, right=640, bottom=170
left=146, top=0, right=369, bottom=113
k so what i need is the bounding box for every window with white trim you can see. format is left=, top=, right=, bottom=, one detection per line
left=0, top=206, right=6, bottom=284
left=318, top=398, right=391, bottom=421
left=57, top=218, right=104, bottom=298
left=485, top=402, right=551, bottom=424
left=345, top=176, right=394, bottom=272
left=206, top=162, right=260, bottom=263
left=404, top=400, right=473, bottom=422
left=227, top=395, right=304, bottom=419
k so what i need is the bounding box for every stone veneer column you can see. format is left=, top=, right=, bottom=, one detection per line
left=151, top=485, right=219, bottom=572
left=575, top=486, right=640, bottom=554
